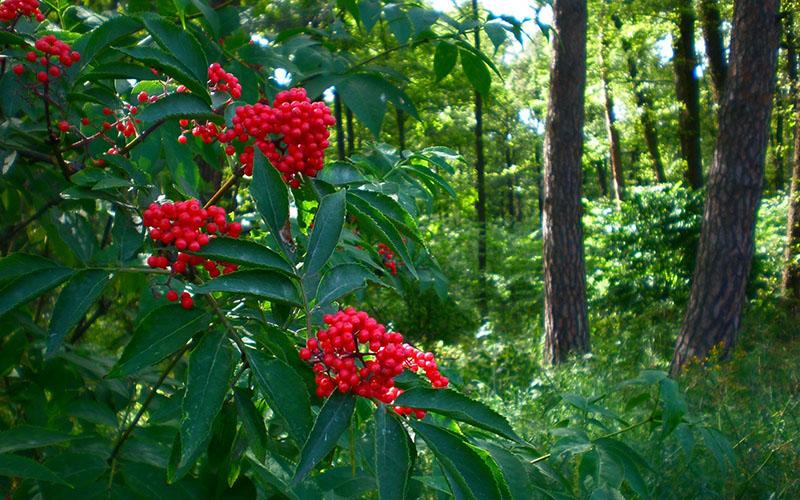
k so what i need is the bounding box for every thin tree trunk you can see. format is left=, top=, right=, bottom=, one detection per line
left=346, top=107, right=354, bottom=157
left=772, top=105, right=785, bottom=190
left=543, top=0, right=590, bottom=364
left=600, top=30, right=625, bottom=202
left=536, top=145, right=543, bottom=220
left=595, top=159, right=608, bottom=197
left=781, top=10, right=800, bottom=298
left=472, top=0, right=488, bottom=319
left=699, top=0, right=728, bottom=102
left=333, top=90, right=346, bottom=161
left=396, top=108, right=406, bottom=158
left=673, top=0, right=704, bottom=189
left=506, top=141, right=515, bottom=220
left=671, top=0, right=780, bottom=376
left=515, top=172, right=524, bottom=222
left=612, top=14, right=666, bottom=183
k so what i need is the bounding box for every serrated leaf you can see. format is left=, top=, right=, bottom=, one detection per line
left=246, top=350, right=312, bottom=444
left=483, top=19, right=509, bottom=52
left=375, top=405, right=411, bottom=500
left=337, top=74, right=392, bottom=138
left=137, top=93, right=217, bottom=124
left=0, top=427, right=73, bottom=454
left=659, top=378, right=687, bottom=436
left=142, top=13, right=208, bottom=84
left=315, top=263, right=380, bottom=306
left=0, top=254, right=62, bottom=283
left=234, top=388, right=268, bottom=462
left=459, top=47, right=491, bottom=96
left=196, top=238, right=293, bottom=273
left=293, top=392, right=356, bottom=484
left=346, top=198, right=417, bottom=278
left=358, top=0, right=381, bottom=32
left=409, top=420, right=502, bottom=500
left=316, top=162, right=366, bottom=185
left=47, top=270, right=112, bottom=355
left=190, top=0, right=220, bottom=35
left=0, top=267, right=74, bottom=319
left=304, top=190, right=346, bottom=277
left=74, top=15, right=143, bottom=69
left=395, top=388, right=522, bottom=442
left=250, top=150, right=291, bottom=256
left=194, top=269, right=301, bottom=305
left=116, top=46, right=209, bottom=101
left=110, top=305, right=210, bottom=377
left=348, top=189, right=420, bottom=237
left=434, top=41, right=458, bottom=82
left=179, top=330, right=236, bottom=468
left=384, top=5, right=412, bottom=44
left=0, top=454, right=70, bottom=486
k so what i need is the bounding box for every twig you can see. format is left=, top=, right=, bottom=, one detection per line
left=204, top=174, right=238, bottom=209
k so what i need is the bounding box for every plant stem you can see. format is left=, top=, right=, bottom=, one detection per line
left=204, top=174, right=238, bottom=209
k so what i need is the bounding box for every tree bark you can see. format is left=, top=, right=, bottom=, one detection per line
left=772, top=104, right=785, bottom=190
left=472, top=0, right=488, bottom=319
left=396, top=108, right=406, bottom=158
left=612, top=14, right=666, bottom=183
left=543, top=0, right=590, bottom=364
left=671, top=0, right=780, bottom=376
left=698, top=0, right=728, bottom=102
left=333, top=90, right=346, bottom=161
left=346, top=106, right=354, bottom=157
left=673, top=0, right=704, bottom=189
left=781, top=10, right=800, bottom=298
left=595, top=159, right=608, bottom=197
left=600, top=30, right=625, bottom=202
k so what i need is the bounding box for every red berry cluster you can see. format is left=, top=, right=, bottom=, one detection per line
left=143, top=200, right=242, bottom=308
left=208, top=62, right=241, bottom=99
left=299, top=308, right=448, bottom=417
left=0, top=0, right=44, bottom=23
left=13, top=35, right=80, bottom=82
left=377, top=243, right=400, bottom=276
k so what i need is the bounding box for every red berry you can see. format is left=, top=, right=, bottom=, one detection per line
left=102, top=107, right=112, bottom=116
left=81, top=117, right=90, bottom=126
left=12, top=64, right=24, bottom=76
left=137, top=91, right=148, bottom=103
left=36, top=71, right=47, bottom=82
left=48, top=65, right=60, bottom=77
left=166, top=290, right=179, bottom=302
left=177, top=135, right=187, bottom=144
left=58, top=121, right=69, bottom=132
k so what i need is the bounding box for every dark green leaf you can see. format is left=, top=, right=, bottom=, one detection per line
left=137, top=93, right=218, bottom=125
left=142, top=13, right=208, bottom=84
left=246, top=350, right=312, bottom=443
left=434, top=41, right=458, bottom=82
left=384, top=5, right=412, bottom=44
left=315, top=263, right=380, bottom=306
left=395, top=388, right=522, bottom=442
left=483, top=19, right=509, bottom=52
left=47, top=270, right=112, bottom=355
left=316, top=162, right=366, bottom=185
left=293, top=391, right=356, bottom=484
left=0, top=454, right=70, bottom=485
left=0, top=267, right=74, bottom=319
left=180, top=330, right=236, bottom=468
left=234, top=388, right=268, bottom=462
left=459, top=47, right=491, bottom=96
left=0, top=254, right=62, bottom=284
left=190, top=0, right=220, bottom=35
left=0, top=426, right=73, bottom=454
left=409, top=420, right=502, bottom=500
left=659, top=378, right=687, bottom=436
left=75, top=15, right=143, bottom=69
left=347, top=198, right=417, bottom=278
left=337, top=75, right=391, bottom=138
left=375, top=405, right=411, bottom=500
left=250, top=150, right=291, bottom=256
left=305, top=190, right=346, bottom=277
left=110, top=305, right=210, bottom=377
left=116, top=46, right=209, bottom=101
left=194, top=270, right=301, bottom=305
left=196, top=238, right=293, bottom=273
left=358, top=0, right=381, bottom=32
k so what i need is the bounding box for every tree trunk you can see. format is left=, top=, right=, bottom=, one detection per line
left=699, top=0, right=728, bottom=102
left=673, top=0, right=704, bottom=189
left=346, top=106, right=354, bottom=157
left=781, top=10, right=800, bottom=298
left=600, top=30, right=625, bottom=202
left=333, top=90, right=346, bottom=161
left=542, top=0, right=590, bottom=364
left=612, top=15, right=666, bottom=183
left=396, top=108, right=406, bottom=158
left=772, top=105, right=785, bottom=190
left=472, top=0, right=488, bottom=319
left=506, top=141, right=515, bottom=221
left=595, top=159, right=608, bottom=197
left=671, top=0, right=780, bottom=376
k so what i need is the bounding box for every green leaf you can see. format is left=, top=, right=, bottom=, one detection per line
left=316, top=162, right=366, bottom=186
left=74, top=15, right=143, bottom=69
left=409, top=420, right=503, bottom=500
left=348, top=189, right=420, bottom=238
left=142, top=13, right=208, bottom=84
left=434, top=41, right=458, bottom=82
left=0, top=454, right=70, bottom=486
left=659, top=378, right=687, bottom=436
left=358, top=0, right=381, bottom=32
left=47, top=270, right=112, bottom=355
left=179, top=330, right=236, bottom=468
left=0, top=426, right=73, bottom=454
left=305, top=190, right=346, bottom=277
left=250, top=150, right=291, bottom=256
left=384, top=4, right=412, bottom=44
left=293, top=392, right=356, bottom=484
left=347, top=197, right=417, bottom=278
left=483, top=19, right=509, bottom=53
left=477, top=441, right=533, bottom=500
left=699, top=427, right=735, bottom=471
left=190, top=0, right=220, bottom=36
left=234, top=388, right=268, bottom=462
left=0, top=254, right=62, bottom=284
left=595, top=438, right=651, bottom=500
left=136, top=93, right=218, bottom=125
left=196, top=238, right=293, bottom=273
left=116, top=46, right=209, bottom=102
left=0, top=267, right=74, bottom=319
left=0, top=31, right=26, bottom=46
left=375, top=405, right=412, bottom=500
left=394, top=388, right=522, bottom=442
left=80, top=62, right=157, bottom=82
left=399, top=163, right=457, bottom=198
left=246, top=350, right=312, bottom=444
left=459, top=47, right=491, bottom=96
left=194, top=270, right=301, bottom=305
left=315, top=264, right=380, bottom=307
left=337, top=75, right=390, bottom=138
left=110, top=305, right=211, bottom=377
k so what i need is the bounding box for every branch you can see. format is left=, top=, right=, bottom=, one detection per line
left=119, top=119, right=166, bottom=155
left=204, top=174, right=239, bottom=209
left=0, top=197, right=62, bottom=248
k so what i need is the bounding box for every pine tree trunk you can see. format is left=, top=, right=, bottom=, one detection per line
left=595, top=160, right=608, bottom=197
left=673, top=0, right=704, bottom=189
left=543, top=0, right=590, bottom=364
left=612, top=14, right=666, bottom=183
left=699, top=0, right=728, bottom=103
left=346, top=107, right=354, bottom=157
left=781, top=10, right=800, bottom=298
left=600, top=31, right=625, bottom=202
left=472, top=0, right=488, bottom=319
left=333, top=90, right=346, bottom=161
left=671, top=0, right=780, bottom=375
